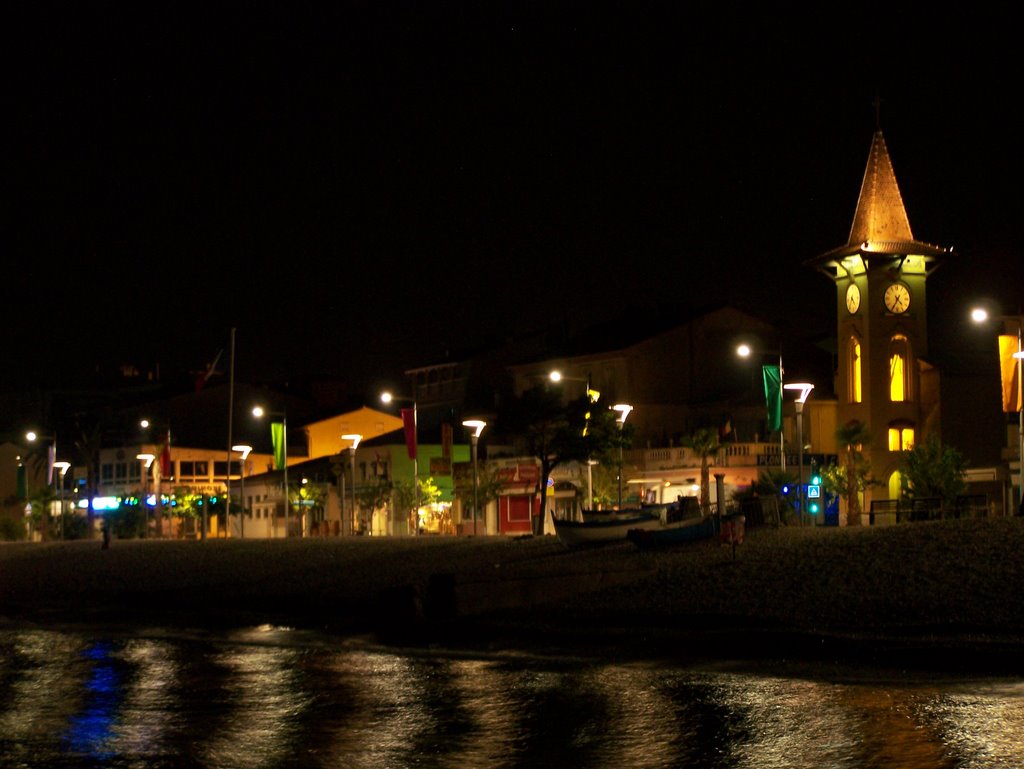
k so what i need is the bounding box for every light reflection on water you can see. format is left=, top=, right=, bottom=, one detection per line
left=0, top=625, right=1022, bottom=768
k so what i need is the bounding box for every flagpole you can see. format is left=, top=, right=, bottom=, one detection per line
left=226, top=327, right=236, bottom=539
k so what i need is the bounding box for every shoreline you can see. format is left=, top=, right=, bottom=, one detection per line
left=3, top=520, right=1023, bottom=674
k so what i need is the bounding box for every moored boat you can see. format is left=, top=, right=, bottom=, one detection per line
left=553, top=510, right=661, bottom=547
left=626, top=514, right=718, bottom=549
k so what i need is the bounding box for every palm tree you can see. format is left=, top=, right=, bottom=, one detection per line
left=836, top=419, right=871, bottom=526
left=684, top=428, right=721, bottom=515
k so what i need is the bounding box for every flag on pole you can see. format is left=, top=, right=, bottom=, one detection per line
left=271, top=422, right=286, bottom=470
left=194, top=349, right=224, bottom=393
left=401, top=408, right=417, bottom=460
left=762, top=364, right=782, bottom=432
left=998, top=335, right=1022, bottom=413
left=46, top=444, right=56, bottom=485
left=160, top=430, right=172, bottom=477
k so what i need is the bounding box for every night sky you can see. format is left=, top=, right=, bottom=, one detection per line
left=9, top=5, right=1022, bottom=394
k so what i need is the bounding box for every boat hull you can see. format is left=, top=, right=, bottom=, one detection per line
left=554, top=512, right=661, bottom=546
left=626, top=515, right=718, bottom=549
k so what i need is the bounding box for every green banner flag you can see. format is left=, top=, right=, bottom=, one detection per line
left=17, top=464, right=26, bottom=499
left=762, top=364, right=782, bottom=433
left=271, top=422, right=285, bottom=470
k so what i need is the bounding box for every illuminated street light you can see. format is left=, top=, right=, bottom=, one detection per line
left=737, top=344, right=786, bottom=472
left=612, top=404, right=633, bottom=509
left=547, top=370, right=599, bottom=510
left=971, top=306, right=1023, bottom=513
left=381, top=390, right=420, bottom=534
left=342, top=434, right=362, bottom=536
left=784, top=382, right=815, bottom=524
left=462, top=420, right=487, bottom=535
left=136, top=453, right=155, bottom=537
left=53, top=461, right=71, bottom=539
left=232, top=444, right=252, bottom=538
left=26, top=430, right=60, bottom=538
left=253, top=405, right=290, bottom=537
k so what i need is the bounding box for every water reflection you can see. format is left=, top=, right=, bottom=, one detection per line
left=0, top=626, right=1021, bottom=768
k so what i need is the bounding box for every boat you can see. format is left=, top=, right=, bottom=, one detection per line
left=626, top=514, right=718, bottom=549
left=627, top=512, right=747, bottom=550
left=553, top=509, right=662, bottom=547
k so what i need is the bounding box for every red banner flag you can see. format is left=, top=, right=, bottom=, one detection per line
left=160, top=431, right=172, bottom=477
left=401, top=408, right=417, bottom=460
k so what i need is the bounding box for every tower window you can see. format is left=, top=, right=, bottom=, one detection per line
left=887, top=424, right=915, bottom=451
left=889, top=334, right=912, bottom=402
left=848, top=336, right=862, bottom=403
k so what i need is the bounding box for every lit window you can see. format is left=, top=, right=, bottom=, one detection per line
left=888, top=425, right=914, bottom=451
left=889, top=335, right=912, bottom=402
left=849, top=337, right=862, bottom=403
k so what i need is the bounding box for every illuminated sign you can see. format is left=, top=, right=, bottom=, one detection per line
left=807, top=485, right=820, bottom=499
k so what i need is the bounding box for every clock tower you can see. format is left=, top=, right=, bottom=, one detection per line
left=806, top=129, right=951, bottom=516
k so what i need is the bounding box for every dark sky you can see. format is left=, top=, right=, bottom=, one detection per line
left=9, top=5, right=1023, bottom=394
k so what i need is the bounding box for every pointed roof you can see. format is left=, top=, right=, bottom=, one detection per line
left=847, top=131, right=914, bottom=246
left=805, top=129, right=950, bottom=273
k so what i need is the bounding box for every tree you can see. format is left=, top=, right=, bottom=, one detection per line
left=453, top=462, right=505, bottom=525
left=392, top=477, right=442, bottom=534
left=683, top=428, right=721, bottom=515
left=73, top=417, right=104, bottom=539
left=499, top=384, right=629, bottom=533
left=900, top=437, right=967, bottom=509
left=835, top=419, right=872, bottom=526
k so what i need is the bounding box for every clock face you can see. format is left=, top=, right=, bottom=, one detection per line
left=883, top=282, right=911, bottom=314
left=845, top=283, right=861, bottom=314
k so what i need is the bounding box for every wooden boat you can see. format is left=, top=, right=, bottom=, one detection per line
left=626, top=514, right=718, bottom=549
left=553, top=509, right=662, bottom=547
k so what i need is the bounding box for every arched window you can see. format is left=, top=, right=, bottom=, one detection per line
left=887, top=470, right=905, bottom=503
left=848, top=335, right=862, bottom=404
left=887, top=423, right=915, bottom=451
left=889, top=334, right=912, bottom=402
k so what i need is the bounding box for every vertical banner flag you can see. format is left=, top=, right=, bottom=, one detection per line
left=17, top=463, right=26, bottom=498
left=401, top=408, right=417, bottom=460
left=271, top=422, right=285, bottom=470
left=762, top=364, right=782, bottom=432
left=998, top=335, right=1022, bottom=413
left=47, top=444, right=56, bottom=485
left=160, top=430, right=172, bottom=477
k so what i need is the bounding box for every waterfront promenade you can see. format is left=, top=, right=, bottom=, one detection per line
left=3, top=518, right=1023, bottom=671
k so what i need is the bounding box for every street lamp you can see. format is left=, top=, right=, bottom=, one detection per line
left=25, top=431, right=59, bottom=537
left=462, top=420, right=486, bottom=535
left=612, top=404, right=633, bottom=509
left=548, top=370, right=600, bottom=510
left=232, top=444, right=252, bottom=538
left=253, top=406, right=291, bottom=536
left=784, top=382, right=815, bottom=525
left=140, top=419, right=172, bottom=538
left=342, top=434, right=361, bottom=536
left=381, top=390, right=420, bottom=535
left=971, top=307, right=1024, bottom=513
left=136, top=453, right=155, bottom=537
left=737, top=344, right=786, bottom=472
left=53, top=461, right=71, bottom=539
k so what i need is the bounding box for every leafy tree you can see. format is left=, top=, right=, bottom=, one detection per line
left=499, top=384, right=629, bottom=532
left=900, top=437, right=967, bottom=509
left=453, top=462, right=505, bottom=523
left=683, top=428, right=721, bottom=514
left=73, top=418, right=104, bottom=539
left=392, top=477, right=442, bottom=533
left=732, top=468, right=799, bottom=524
left=835, top=419, right=872, bottom=526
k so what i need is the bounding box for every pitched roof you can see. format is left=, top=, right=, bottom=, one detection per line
left=847, top=130, right=914, bottom=246
left=806, top=129, right=950, bottom=271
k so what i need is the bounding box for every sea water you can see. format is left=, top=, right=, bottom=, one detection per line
left=1, top=624, right=1022, bottom=769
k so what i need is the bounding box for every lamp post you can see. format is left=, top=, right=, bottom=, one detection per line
left=971, top=307, right=1024, bottom=513
left=381, top=391, right=419, bottom=535
left=140, top=419, right=172, bottom=538
left=548, top=370, right=599, bottom=510
left=736, top=345, right=786, bottom=472
left=25, top=431, right=59, bottom=537
left=136, top=453, right=155, bottom=537
left=612, top=404, right=633, bottom=509
left=342, top=434, right=361, bottom=536
left=53, top=461, right=71, bottom=539
left=232, top=444, right=252, bottom=538
left=462, top=420, right=486, bottom=535
left=253, top=406, right=290, bottom=536
left=784, top=382, right=815, bottom=525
